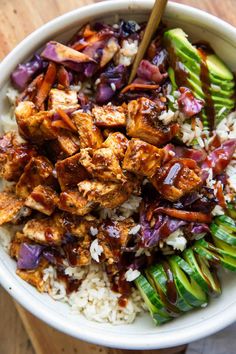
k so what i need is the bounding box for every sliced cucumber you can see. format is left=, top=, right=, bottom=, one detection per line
left=147, top=264, right=192, bottom=313
left=184, top=248, right=210, bottom=293
left=169, top=256, right=208, bottom=308
left=227, top=203, right=236, bottom=220
left=212, top=235, right=236, bottom=260
left=196, top=254, right=221, bottom=296
left=215, top=215, right=236, bottom=233
left=135, top=275, right=171, bottom=325
left=210, top=223, right=236, bottom=246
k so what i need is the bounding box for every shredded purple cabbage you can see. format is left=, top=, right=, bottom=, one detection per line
left=137, top=59, right=168, bottom=84
left=96, top=64, right=127, bottom=104
left=177, top=87, right=204, bottom=117
left=11, top=55, right=44, bottom=91
left=41, top=41, right=95, bottom=74
left=17, top=243, right=44, bottom=270
left=202, top=139, right=236, bottom=175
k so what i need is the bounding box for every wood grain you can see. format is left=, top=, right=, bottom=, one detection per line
left=0, top=0, right=235, bottom=353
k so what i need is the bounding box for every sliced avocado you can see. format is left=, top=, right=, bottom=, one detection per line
left=164, top=28, right=235, bottom=128
left=206, top=54, right=234, bottom=81
left=164, top=28, right=200, bottom=62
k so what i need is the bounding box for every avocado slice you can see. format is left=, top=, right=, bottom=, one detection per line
left=164, top=28, right=235, bottom=129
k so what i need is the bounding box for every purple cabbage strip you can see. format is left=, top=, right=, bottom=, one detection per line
left=137, top=59, right=168, bottom=84
left=41, top=41, right=95, bottom=74
left=17, top=243, right=45, bottom=270
left=96, top=64, right=127, bottom=104
left=140, top=211, right=186, bottom=248
left=177, top=87, right=204, bottom=117
left=189, top=223, right=210, bottom=235
left=11, top=55, right=44, bottom=91
left=202, top=139, right=236, bottom=175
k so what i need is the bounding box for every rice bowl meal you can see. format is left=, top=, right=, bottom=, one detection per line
left=1, top=14, right=236, bottom=328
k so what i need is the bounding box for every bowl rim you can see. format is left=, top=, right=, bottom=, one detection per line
left=0, top=0, right=236, bottom=349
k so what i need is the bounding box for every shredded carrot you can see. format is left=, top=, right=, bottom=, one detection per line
left=215, top=181, right=227, bottom=208
left=35, top=62, right=57, bottom=108
left=121, top=83, right=159, bottom=94
left=56, top=108, right=77, bottom=132
left=155, top=207, right=212, bottom=223
left=57, top=66, right=70, bottom=88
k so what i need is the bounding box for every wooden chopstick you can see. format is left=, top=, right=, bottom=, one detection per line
left=128, top=0, right=168, bottom=84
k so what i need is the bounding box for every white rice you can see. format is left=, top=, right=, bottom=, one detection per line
left=44, top=264, right=145, bottom=324
left=115, top=39, right=138, bottom=67
left=125, top=268, right=141, bottom=282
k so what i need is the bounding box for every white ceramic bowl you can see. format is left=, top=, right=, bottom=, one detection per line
left=0, top=0, right=236, bottom=349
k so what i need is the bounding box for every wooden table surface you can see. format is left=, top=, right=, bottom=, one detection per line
left=0, top=1, right=235, bottom=353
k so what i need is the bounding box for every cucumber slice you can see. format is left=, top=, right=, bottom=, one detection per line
left=184, top=248, right=210, bottom=293
left=135, top=275, right=171, bottom=325
left=220, top=254, right=236, bottom=271
left=227, top=203, right=236, bottom=219
left=212, top=235, right=236, bottom=259
left=169, top=256, right=208, bottom=308
left=196, top=254, right=221, bottom=296
left=194, top=238, right=236, bottom=271
left=145, top=269, right=179, bottom=317
left=215, top=215, right=236, bottom=233
left=147, top=264, right=192, bottom=313
left=210, top=223, right=236, bottom=246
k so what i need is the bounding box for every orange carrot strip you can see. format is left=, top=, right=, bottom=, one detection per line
left=121, top=83, right=159, bottom=94
left=57, top=66, right=70, bottom=88
left=56, top=108, right=77, bottom=132
left=35, top=62, right=57, bottom=108
left=215, top=181, right=227, bottom=208
left=155, top=207, right=212, bottom=223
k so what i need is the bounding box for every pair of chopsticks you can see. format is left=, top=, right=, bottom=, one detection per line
left=128, top=0, right=168, bottom=83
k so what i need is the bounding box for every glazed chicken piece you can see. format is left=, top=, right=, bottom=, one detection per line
left=0, top=191, right=31, bottom=226
left=16, top=259, right=48, bottom=292
left=126, top=97, right=179, bottom=146
left=25, top=185, right=59, bottom=216
left=16, top=156, right=56, bottom=199
left=78, top=179, right=136, bottom=209
left=79, top=148, right=126, bottom=183
left=62, top=215, right=95, bottom=266
left=97, top=218, right=135, bottom=267
left=0, top=132, right=37, bottom=181
left=92, top=104, right=126, bottom=127
left=23, top=213, right=65, bottom=245
left=55, top=153, right=90, bottom=191
left=72, top=111, right=103, bottom=149
left=47, top=130, right=80, bottom=161
left=58, top=190, right=95, bottom=215
left=57, top=131, right=80, bottom=156
left=15, top=101, right=56, bottom=143
left=123, top=138, right=164, bottom=178
left=150, top=158, right=202, bottom=202
left=48, top=88, right=79, bottom=110
left=101, top=132, right=128, bottom=160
